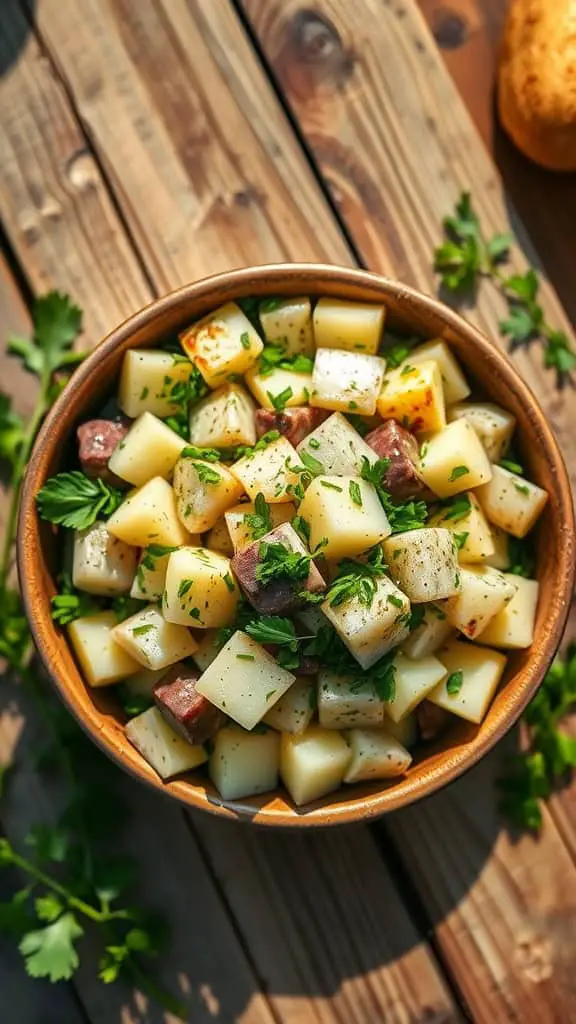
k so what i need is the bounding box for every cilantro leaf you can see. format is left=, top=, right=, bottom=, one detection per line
left=19, top=912, right=83, bottom=982
left=0, top=394, right=25, bottom=467
left=9, top=292, right=83, bottom=378
left=37, top=471, right=124, bottom=530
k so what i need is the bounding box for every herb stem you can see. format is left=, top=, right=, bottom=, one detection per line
left=3, top=846, right=107, bottom=924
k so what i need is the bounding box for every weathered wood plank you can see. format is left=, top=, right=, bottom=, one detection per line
left=24, top=0, right=351, bottom=291
left=0, top=3, right=151, bottom=343
left=418, top=0, right=576, bottom=324
left=3, top=1, right=460, bottom=1020
left=240, top=0, right=576, bottom=492
left=236, top=0, right=576, bottom=1018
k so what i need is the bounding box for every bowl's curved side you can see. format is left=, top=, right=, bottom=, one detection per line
left=17, top=264, right=576, bottom=826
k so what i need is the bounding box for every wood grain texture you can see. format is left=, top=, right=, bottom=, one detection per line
left=26, top=0, right=351, bottom=291
left=418, top=0, right=576, bottom=323
left=3, top=1, right=460, bottom=1020
left=240, top=0, right=576, bottom=495
left=196, top=814, right=463, bottom=1024
left=0, top=0, right=151, bottom=344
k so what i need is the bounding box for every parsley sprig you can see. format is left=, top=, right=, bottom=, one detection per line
left=435, top=193, right=576, bottom=375
left=360, top=457, right=427, bottom=532
left=498, top=644, right=576, bottom=830
left=255, top=541, right=312, bottom=585
left=325, top=547, right=387, bottom=609
left=243, top=492, right=272, bottom=541
left=0, top=293, right=185, bottom=1015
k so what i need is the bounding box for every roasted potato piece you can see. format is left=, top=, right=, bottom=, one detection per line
left=317, top=671, right=386, bottom=729
left=245, top=366, right=313, bottom=410
left=387, top=653, right=447, bottom=722
left=72, top=522, right=137, bottom=596
left=419, top=419, right=492, bottom=498
left=68, top=611, right=140, bottom=687
left=112, top=604, right=198, bottom=671
left=173, top=454, right=243, bottom=533
left=377, top=360, right=446, bottom=434
left=163, top=547, right=239, bottom=628
left=310, top=348, right=385, bottom=416
left=428, top=491, right=495, bottom=564
left=107, top=412, right=186, bottom=487
left=322, top=576, right=410, bottom=669
left=259, top=296, right=314, bottom=356
left=188, top=382, right=257, bottom=449
left=107, top=477, right=192, bottom=548
left=443, top=566, right=517, bottom=639
left=399, top=340, right=470, bottom=404
left=478, top=574, right=539, bottom=649
left=298, top=476, right=391, bottom=560
left=180, top=302, right=263, bottom=387
left=263, top=677, right=316, bottom=735
left=231, top=437, right=306, bottom=503
left=383, top=528, right=460, bottom=603
left=297, top=411, right=377, bottom=476
left=343, top=729, right=412, bottom=783
left=117, top=350, right=194, bottom=419
left=231, top=523, right=325, bottom=615
left=429, top=638, right=507, bottom=724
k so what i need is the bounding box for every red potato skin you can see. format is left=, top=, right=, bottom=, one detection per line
left=255, top=407, right=329, bottom=448
left=365, top=419, right=425, bottom=498
left=231, top=523, right=326, bottom=615
left=77, top=418, right=130, bottom=487
left=415, top=700, right=451, bottom=742
left=153, top=663, right=224, bottom=744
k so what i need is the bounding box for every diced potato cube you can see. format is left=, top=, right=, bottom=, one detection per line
left=189, top=382, right=257, bottom=449
left=245, top=366, right=313, bottom=410
left=402, top=604, right=453, bottom=659
left=107, top=412, right=186, bottom=487
left=377, top=360, right=446, bottom=434
left=419, top=419, right=492, bottom=497
left=384, top=712, right=418, bottom=749
left=180, top=302, right=263, bottom=387
left=173, top=454, right=243, bottom=533
left=429, top=638, right=507, bottom=724
left=230, top=437, right=304, bottom=503
left=443, top=566, right=517, bottom=639
left=195, top=631, right=296, bottom=730
left=429, top=492, right=495, bottom=563
left=192, top=629, right=221, bottom=672
left=313, top=298, right=385, bottom=355
left=263, top=677, right=315, bottom=734
left=310, top=348, right=385, bottom=416
left=72, top=522, right=137, bottom=596
left=163, top=547, right=238, bottom=628
left=297, top=412, right=377, bottom=476
left=280, top=727, right=352, bottom=805
left=205, top=516, right=234, bottom=557
left=343, top=729, right=412, bottom=783
left=259, top=296, right=314, bottom=356
left=126, top=707, right=207, bottom=780
left=68, top=611, right=140, bottom=687
left=209, top=726, right=280, bottom=801
left=448, top=401, right=516, bottom=462
left=387, top=653, right=447, bottom=722
left=118, top=349, right=194, bottom=419
left=123, top=666, right=167, bottom=696
left=401, top=340, right=470, bottom=404
left=299, top=476, right=391, bottom=560
left=475, top=465, right=548, bottom=538
left=107, top=477, right=192, bottom=548
left=112, top=604, right=198, bottom=671
left=225, top=500, right=296, bottom=552
left=383, top=528, right=460, bottom=603
left=478, top=574, right=539, bottom=648
left=317, top=671, right=386, bottom=728
left=322, top=576, right=410, bottom=669
left=130, top=541, right=202, bottom=602
left=484, top=527, right=510, bottom=570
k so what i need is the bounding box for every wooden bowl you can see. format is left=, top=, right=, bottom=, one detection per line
left=18, top=265, right=575, bottom=827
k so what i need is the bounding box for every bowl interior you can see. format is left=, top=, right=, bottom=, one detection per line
left=19, top=265, right=575, bottom=826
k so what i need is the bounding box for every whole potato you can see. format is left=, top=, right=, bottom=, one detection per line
left=498, top=0, right=576, bottom=171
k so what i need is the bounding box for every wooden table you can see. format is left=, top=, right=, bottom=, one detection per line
left=1, top=2, right=576, bottom=1022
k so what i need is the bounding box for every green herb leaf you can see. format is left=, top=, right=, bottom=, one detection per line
left=240, top=331, right=251, bottom=350
left=191, top=462, right=221, bottom=485
left=0, top=394, right=25, bottom=468
left=349, top=480, right=362, bottom=507
left=448, top=465, right=469, bottom=482
left=326, top=547, right=387, bottom=609
left=9, top=292, right=83, bottom=378
left=51, top=571, right=99, bottom=626
left=499, top=458, right=524, bottom=475
left=299, top=450, right=324, bottom=476
left=453, top=531, right=469, bottom=551
left=243, top=492, right=273, bottom=541
left=360, top=457, right=427, bottom=532
left=446, top=671, right=464, bottom=696
left=36, top=472, right=124, bottom=530
left=255, top=542, right=312, bottom=586
left=180, top=445, right=221, bottom=462
left=19, top=912, right=83, bottom=983
left=268, top=386, right=293, bottom=412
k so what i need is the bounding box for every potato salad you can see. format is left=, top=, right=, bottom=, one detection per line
left=37, top=295, right=548, bottom=807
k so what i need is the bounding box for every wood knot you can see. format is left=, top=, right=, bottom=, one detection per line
left=290, top=8, right=355, bottom=85
left=514, top=932, right=554, bottom=983
left=431, top=7, right=469, bottom=50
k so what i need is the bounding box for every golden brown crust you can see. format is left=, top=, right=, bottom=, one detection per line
left=498, top=0, right=576, bottom=171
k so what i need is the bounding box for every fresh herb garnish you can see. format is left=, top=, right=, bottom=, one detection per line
left=36, top=472, right=123, bottom=530
left=50, top=572, right=99, bottom=626
left=320, top=481, right=342, bottom=492
left=435, top=192, right=576, bottom=375
left=448, top=465, right=469, bottom=482
left=325, top=547, right=387, bottom=609
left=243, top=492, right=272, bottom=541
left=508, top=537, right=535, bottom=578
left=437, top=493, right=471, bottom=522
left=258, top=343, right=314, bottom=377
left=299, top=450, right=324, bottom=476
left=131, top=623, right=155, bottom=637
left=359, top=457, right=427, bottom=533
left=497, top=643, right=576, bottom=830
left=446, top=670, right=464, bottom=695
left=180, top=445, right=221, bottom=462
left=240, top=331, right=251, bottom=350
left=349, top=480, right=362, bottom=507
left=177, top=579, right=193, bottom=599
left=191, top=463, right=221, bottom=485
left=268, top=386, right=293, bottom=411
left=255, top=542, right=312, bottom=586
left=223, top=572, right=236, bottom=592
left=292, top=515, right=311, bottom=545
left=232, top=430, right=281, bottom=461
left=499, top=457, right=524, bottom=475
left=408, top=605, right=426, bottom=631
left=453, top=531, right=469, bottom=551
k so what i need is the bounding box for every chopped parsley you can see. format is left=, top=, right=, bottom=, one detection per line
left=499, top=457, right=524, bottom=475
left=255, top=541, right=312, bottom=586
left=446, top=670, right=464, bottom=696
left=320, top=481, right=343, bottom=492
left=349, top=480, right=362, bottom=507
left=325, top=547, right=387, bottom=609
left=223, top=572, right=236, bottom=592
left=360, top=457, right=427, bottom=532
left=268, top=386, right=293, bottom=411
left=177, top=579, right=193, bottom=599
left=448, top=465, right=469, bottom=482
left=243, top=492, right=272, bottom=541
left=240, top=331, right=251, bottom=350
left=131, top=623, right=155, bottom=637
left=299, top=450, right=324, bottom=476
left=453, top=531, right=469, bottom=551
